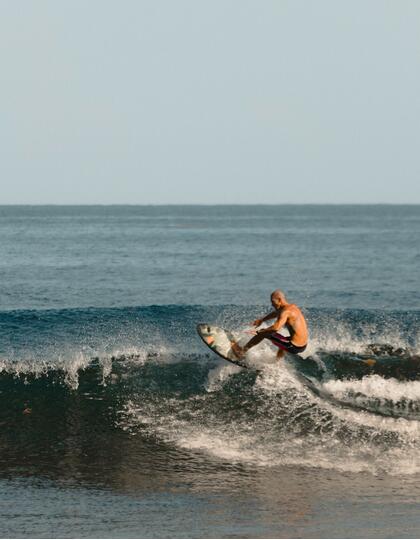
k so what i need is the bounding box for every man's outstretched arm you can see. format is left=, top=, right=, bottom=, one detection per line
left=252, top=310, right=279, bottom=327
left=257, top=312, right=288, bottom=335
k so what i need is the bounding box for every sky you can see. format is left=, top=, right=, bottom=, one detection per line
left=1, top=0, right=420, bottom=204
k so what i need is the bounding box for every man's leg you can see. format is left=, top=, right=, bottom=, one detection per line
left=243, top=333, right=266, bottom=351
left=231, top=333, right=266, bottom=358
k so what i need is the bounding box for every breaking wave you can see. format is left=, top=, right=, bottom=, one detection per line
left=0, top=304, right=419, bottom=476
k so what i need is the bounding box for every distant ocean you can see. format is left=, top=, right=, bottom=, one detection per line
left=0, top=205, right=419, bottom=538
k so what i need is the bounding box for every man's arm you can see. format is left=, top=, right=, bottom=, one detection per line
left=252, top=310, right=279, bottom=327
left=257, top=311, right=288, bottom=335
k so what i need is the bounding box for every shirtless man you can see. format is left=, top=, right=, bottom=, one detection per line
left=232, top=290, right=308, bottom=359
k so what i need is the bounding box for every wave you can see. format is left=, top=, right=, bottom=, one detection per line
left=1, top=304, right=420, bottom=476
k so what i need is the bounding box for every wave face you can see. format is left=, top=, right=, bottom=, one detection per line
left=1, top=305, right=420, bottom=477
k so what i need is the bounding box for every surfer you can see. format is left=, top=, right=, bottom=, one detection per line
left=232, top=290, right=308, bottom=359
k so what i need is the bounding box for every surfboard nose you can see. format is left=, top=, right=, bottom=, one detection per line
left=196, top=323, right=210, bottom=334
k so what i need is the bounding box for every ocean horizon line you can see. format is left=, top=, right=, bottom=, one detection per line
left=1, top=202, right=419, bottom=207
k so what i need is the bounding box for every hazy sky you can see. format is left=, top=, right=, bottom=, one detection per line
left=1, top=0, right=419, bottom=204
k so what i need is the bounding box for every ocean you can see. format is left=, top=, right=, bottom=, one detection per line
left=0, top=204, right=419, bottom=538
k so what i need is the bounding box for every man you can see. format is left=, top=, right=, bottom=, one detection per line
left=232, top=290, right=308, bottom=359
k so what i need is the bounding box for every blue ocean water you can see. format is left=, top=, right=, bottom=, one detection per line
left=1, top=204, right=418, bottom=310
left=0, top=205, right=419, bottom=538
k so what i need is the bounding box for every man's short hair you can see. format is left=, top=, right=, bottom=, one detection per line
left=271, top=289, right=286, bottom=303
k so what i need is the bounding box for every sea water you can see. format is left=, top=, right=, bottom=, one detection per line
left=0, top=205, right=419, bottom=538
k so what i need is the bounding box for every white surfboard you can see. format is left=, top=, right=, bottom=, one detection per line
left=196, top=324, right=250, bottom=368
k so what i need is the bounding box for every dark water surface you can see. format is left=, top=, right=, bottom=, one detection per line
left=0, top=205, right=419, bottom=538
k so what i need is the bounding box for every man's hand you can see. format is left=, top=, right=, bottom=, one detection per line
left=256, top=327, right=272, bottom=336
left=252, top=318, right=263, bottom=327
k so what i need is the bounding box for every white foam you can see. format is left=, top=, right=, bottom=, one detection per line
left=304, top=319, right=414, bottom=356
left=323, top=375, right=420, bottom=403
left=121, top=393, right=420, bottom=475
left=205, top=363, right=241, bottom=392
left=0, top=352, right=93, bottom=390
left=116, top=326, right=420, bottom=477
left=254, top=362, right=303, bottom=393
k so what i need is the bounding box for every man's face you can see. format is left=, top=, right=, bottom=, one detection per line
left=271, top=296, right=282, bottom=309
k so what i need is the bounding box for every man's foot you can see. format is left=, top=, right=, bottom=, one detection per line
left=276, top=350, right=285, bottom=361
left=230, top=341, right=245, bottom=359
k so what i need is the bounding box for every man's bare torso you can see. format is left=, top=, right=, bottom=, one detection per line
left=277, top=304, right=308, bottom=346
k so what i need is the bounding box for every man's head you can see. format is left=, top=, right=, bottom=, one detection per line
left=271, top=289, right=287, bottom=309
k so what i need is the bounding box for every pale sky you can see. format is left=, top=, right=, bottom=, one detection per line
left=1, top=0, right=419, bottom=204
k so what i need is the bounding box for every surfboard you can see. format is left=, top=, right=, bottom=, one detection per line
left=196, top=324, right=250, bottom=369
